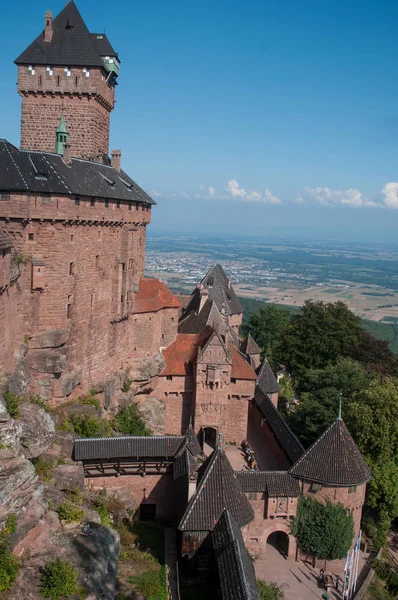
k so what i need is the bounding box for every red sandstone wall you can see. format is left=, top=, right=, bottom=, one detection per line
left=131, top=312, right=163, bottom=357
left=243, top=496, right=297, bottom=560
left=0, top=192, right=151, bottom=400
left=87, top=473, right=174, bottom=521
left=0, top=251, right=24, bottom=375
left=157, top=375, right=194, bottom=435
left=248, top=402, right=291, bottom=470
left=18, top=66, right=114, bottom=157
left=228, top=312, right=242, bottom=332
left=161, top=307, right=178, bottom=347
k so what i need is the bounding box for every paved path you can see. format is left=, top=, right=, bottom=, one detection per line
left=165, top=527, right=179, bottom=600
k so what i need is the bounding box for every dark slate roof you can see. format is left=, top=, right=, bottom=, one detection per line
left=187, top=265, right=243, bottom=316
left=179, top=446, right=254, bottom=531
left=241, top=335, right=261, bottom=356
left=178, top=299, right=224, bottom=335
left=74, top=436, right=185, bottom=461
left=0, top=230, right=12, bottom=251
left=289, top=418, right=371, bottom=486
left=15, top=2, right=118, bottom=67
left=254, top=387, right=304, bottom=465
left=184, top=423, right=202, bottom=457
left=236, top=471, right=300, bottom=497
left=212, top=510, right=260, bottom=600
left=0, top=140, right=155, bottom=204
left=91, top=33, right=119, bottom=59
left=173, top=448, right=198, bottom=480
left=256, top=359, right=278, bottom=395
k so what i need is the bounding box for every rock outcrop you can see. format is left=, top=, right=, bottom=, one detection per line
left=51, top=464, right=85, bottom=492
left=135, top=395, right=165, bottom=435
left=129, top=352, right=165, bottom=382
left=18, top=403, right=55, bottom=459
left=0, top=398, right=23, bottom=456
left=0, top=450, right=45, bottom=530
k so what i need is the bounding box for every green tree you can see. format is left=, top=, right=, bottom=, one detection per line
left=292, top=497, right=354, bottom=561
left=112, top=404, right=151, bottom=436
left=242, top=305, right=291, bottom=363
left=276, top=301, right=362, bottom=379
left=257, top=580, right=285, bottom=600
left=286, top=359, right=370, bottom=446
left=351, top=331, right=398, bottom=377
left=345, top=378, right=398, bottom=546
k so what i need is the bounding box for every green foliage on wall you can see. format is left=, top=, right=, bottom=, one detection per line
left=292, top=496, right=354, bottom=561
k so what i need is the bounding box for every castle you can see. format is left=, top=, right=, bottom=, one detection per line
left=0, top=3, right=371, bottom=598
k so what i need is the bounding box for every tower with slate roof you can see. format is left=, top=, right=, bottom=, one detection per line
left=15, top=1, right=119, bottom=158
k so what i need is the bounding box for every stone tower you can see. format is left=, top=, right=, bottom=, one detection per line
left=15, top=1, right=119, bottom=158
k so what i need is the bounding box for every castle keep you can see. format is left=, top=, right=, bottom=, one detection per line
left=0, top=3, right=371, bottom=598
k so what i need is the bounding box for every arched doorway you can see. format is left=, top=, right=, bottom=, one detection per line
left=201, top=427, right=218, bottom=455
left=267, top=530, right=289, bottom=558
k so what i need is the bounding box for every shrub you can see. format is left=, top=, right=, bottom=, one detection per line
left=112, top=404, right=151, bottom=436
left=122, top=379, right=132, bottom=393
left=41, top=558, right=78, bottom=599
left=257, top=580, right=285, bottom=600
left=0, top=532, right=19, bottom=592
left=4, top=515, right=17, bottom=535
left=29, top=395, right=50, bottom=412
left=3, top=391, right=22, bottom=419
left=35, top=456, right=53, bottom=482
left=67, top=413, right=112, bottom=438
left=79, top=394, right=100, bottom=409
left=57, top=502, right=84, bottom=523
left=130, top=566, right=167, bottom=600
left=97, top=505, right=112, bottom=527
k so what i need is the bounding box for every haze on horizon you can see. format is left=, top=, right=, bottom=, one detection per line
left=2, top=0, right=398, bottom=243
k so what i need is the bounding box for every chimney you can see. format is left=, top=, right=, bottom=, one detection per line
left=188, top=474, right=197, bottom=501
left=43, top=10, right=53, bottom=43
left=198, top=285, right=209, bottom=313
left=227, top=278, right=231, bottom=290
left=111, top=149, right=121, bottom=173
left=63, top=143, right=72, bottom=166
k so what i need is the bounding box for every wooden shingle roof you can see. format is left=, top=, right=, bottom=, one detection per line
left=236, top=471, right=300, bottom=497
left=289, top=418, right=371, bottom=486
left=179, top=446, right=254, bottom=532
left=73, top=435, right=185, bottom=461
left=212, top=510, right=260, bottom=600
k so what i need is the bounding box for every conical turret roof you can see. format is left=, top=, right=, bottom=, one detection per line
left=289, top=418, right=371, bottom=486
left=56, top=114, right=68, bottom=134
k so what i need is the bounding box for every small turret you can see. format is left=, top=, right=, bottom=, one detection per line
left=55, top=114, right=69, bottom=155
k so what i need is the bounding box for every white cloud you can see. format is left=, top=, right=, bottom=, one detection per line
left=225, top=179, right=281, bottom=204
left=380, top=182, right=398, bottom=209
left=298, top=186, right=378, bottom=208
left=151, top=189, right=160, bottom=197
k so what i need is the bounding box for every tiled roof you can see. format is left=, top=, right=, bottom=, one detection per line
left=15, top=2, right=118, bottom=67
left=254, top=387, right=304, bottom=465
left=236, top=471, right=300, bottom=497
left=0, top=230, right=12, bottom=251
left=256, top=359, right=278, bottom=395
left=230, top=346, right=257, bottom=381
left=0, top=140, right=155, bottom=204
left=184, top=422, right=202, bottom=457
left=160, top=331, right=211, bottom=377
left=179, top=446, right=254, bottom=531
left=289, top=418, right=371, bottom=486
left=212, top=510, right=260, bottom=600
left=73, top=435, right=185, bottom=461
left=240, top=335, right=261, bottom=356
left=132, top=278, right=180, bottom=314
left=187, top=265, right=243, bottom=316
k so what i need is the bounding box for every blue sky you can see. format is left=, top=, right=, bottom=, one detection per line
left=2, top=0, right=398, bottom=241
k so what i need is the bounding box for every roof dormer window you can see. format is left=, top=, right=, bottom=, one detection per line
left=28, top=65, right=35, bottom=75
left=83, top=68, right=90, bottom=78
left=64, top=67, right=72, bottom=77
